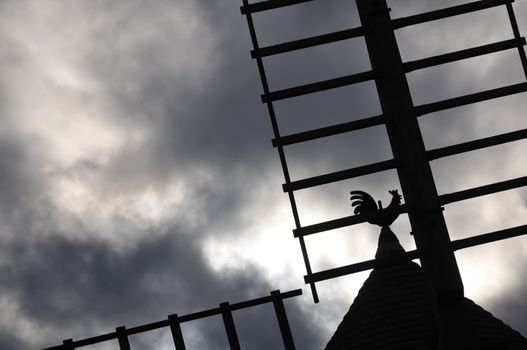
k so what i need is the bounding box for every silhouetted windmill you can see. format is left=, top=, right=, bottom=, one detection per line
left=241, top=0, right=527, bottom=348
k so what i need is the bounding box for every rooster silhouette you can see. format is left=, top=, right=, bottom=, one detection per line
left=349, top=190, right=402, bottom=227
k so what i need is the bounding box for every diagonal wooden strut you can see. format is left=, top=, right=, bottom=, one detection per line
left=241, top=0, right=319, bottom=302
left=356, top=0, right=473, bottom=348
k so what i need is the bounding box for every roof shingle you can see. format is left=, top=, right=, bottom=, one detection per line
left=324, top=227, right=527, bottom=350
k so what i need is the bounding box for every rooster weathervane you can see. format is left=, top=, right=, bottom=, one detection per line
left=350, top=190, right=402, bottom=228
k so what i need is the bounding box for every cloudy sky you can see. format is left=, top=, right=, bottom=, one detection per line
left=1, top=0, right=527, bottom=349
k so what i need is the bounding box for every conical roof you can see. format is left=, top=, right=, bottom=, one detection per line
left=325, top=227, right=527, bottom=350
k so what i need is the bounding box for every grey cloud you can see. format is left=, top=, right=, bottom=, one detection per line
left=0, top=133, right=52, bottom=237
left=0, top=330, right=26, bottom=350
left=495, top=285, right=527, bottom=336
left=4, top=227, right=322, bottom=349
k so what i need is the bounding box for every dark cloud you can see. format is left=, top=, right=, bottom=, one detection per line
left=0, top=330, right=26, bottom=350
left=4, top=226, right=322, bottom=349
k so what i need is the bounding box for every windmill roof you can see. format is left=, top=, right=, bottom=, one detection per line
left=324, top=228, right=527, bottom=350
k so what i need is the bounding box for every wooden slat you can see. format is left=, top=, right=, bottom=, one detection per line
left=451, top=224, right=527, bottom=250
left=229, top=289, right=302, bottom=311
left=415, top=82, right=527, bottom=116
left=116, top=327, right=131, bottom=350
left=404, top=37, right=526, bottom=72
left=220, top=303, right=241, bottom=350
left=240, top=0, right=314, bottom=14
left=271, top=290, right=296, bottom=350
left=272, top=114, right=384, bottom=147
left=61, top=332, right=117, bottom=349
left=283, top=159, right=396, bottom=192
left=304, top=250, right=419, bottom=284
left=392, top=0, right=512, bottom=29
left=439, top=175, right=527, bottom=205
left=61, top=339, right=74, bottom=350
left=293, top=204, right=408, bottom=237
left=169, top=314, right=187, bottom=350
left=506, top=2, right=527, bottom=78
left=252, top=26, right=365, bottom=58
left=262, top=70, right=375, bottom=103
left=427, top=128, right=527, bottom=160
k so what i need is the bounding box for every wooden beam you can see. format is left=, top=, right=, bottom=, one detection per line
left=262, top=70, right=375, bottom=103
left=240, top=0, right=314, bottom=15
left=392, top=0, right=513, bottom=29
left=404, top=38, right=525, bottom=72
left=252, top=26, right=364, bottom=58
left=272, top=114, right=384, bottom=147
left=283, top=159, right=396, bottom=192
